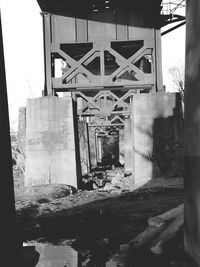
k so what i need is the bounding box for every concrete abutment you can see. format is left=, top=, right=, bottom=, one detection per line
left=132, top=92, right=183, bottom=186
left=124, top=119, right=133, bottom=174
left=23, top=92, right=183, bottom=189
left=25, top=95, right=81, bottom=188
left=78, top=120, right=90, bottom=176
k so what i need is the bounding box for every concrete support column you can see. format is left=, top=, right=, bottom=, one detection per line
left=25, top=95, right=81, bottom=188
left=124, top=119, right=133, bottom=173
left=88, top=128, right=97, bottom=169
left=132, top=92, right=183, bottom=186
left=119, top=128, right=125, bottom=165
left=78, top=120, right=90, bottom=175
left=97, top=136, right=102, bottom=163
left=184, top=1, right=200, bottom=264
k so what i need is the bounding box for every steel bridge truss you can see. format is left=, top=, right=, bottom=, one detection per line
left=160, top=0, right=185, bottom=35
left=42, top=12, right=162, bottom=130
left=51, top=39, right=155, bottom=129
left=75, top=88, right=145, bottom=128
left=51, top=40, right=155, bottom=91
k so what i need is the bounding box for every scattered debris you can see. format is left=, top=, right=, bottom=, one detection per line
left=129, top=204, right=183, bottom=254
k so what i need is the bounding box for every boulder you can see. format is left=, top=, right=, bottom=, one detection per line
left=26, top=184, right=77, bottom=202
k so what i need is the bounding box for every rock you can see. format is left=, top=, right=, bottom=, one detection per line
left=150, top=241, right=163, bottom=254
left=148, top=217, right=166, bottom=228
left=120, top=244, right=129, bottom=255
left=129, top=204, right=183, bottom=254
left=111, top=174, right=122, bottom=186
left=27, top=184, right=77, bottom=202
left=102, top=183, right=114, bottom=191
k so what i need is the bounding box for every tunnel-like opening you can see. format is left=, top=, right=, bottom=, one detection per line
left=96, top=128, right=120, bottom=167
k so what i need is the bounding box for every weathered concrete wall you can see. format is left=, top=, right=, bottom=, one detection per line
left=132, top=92, right=183, bottom=185
left=25, top=96, right=81, bottom=188
left=119, top=128, right=125, bottom=165
left=184, top=1, right=200, bottom=264
left=78, top=120, right=90, bottom=175
left=88, top=128, right=97, bottom=169
left=97, top=136, right=102, bottom=163
left=124, top=119, right=133, bottom=173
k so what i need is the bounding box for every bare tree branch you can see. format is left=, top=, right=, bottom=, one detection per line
left=168, top=66, right=185, bottom=101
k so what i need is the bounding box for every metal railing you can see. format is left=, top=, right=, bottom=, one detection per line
left=161, top=0, right=185, bottom=15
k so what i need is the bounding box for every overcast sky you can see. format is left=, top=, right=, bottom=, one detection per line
left=0, top=0, right=185, bottom=129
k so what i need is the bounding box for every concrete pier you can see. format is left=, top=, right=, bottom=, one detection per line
left=119, top=128, right=125, bottom=165
left=132, top=92, right=183, bottom=185
left=78, top=120, right=90, bottom=175
left=88, top=128, right=97, bottom=169
left=124, top=119, right=133, bottom=173
left=25, top=95, right=81, bottom=188
left=184, top=1, right=200, bottom=264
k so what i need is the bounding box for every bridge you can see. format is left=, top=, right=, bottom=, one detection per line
left=16, top=0, right=183, bottom=190
left=5, top=1, right=200, bottom=266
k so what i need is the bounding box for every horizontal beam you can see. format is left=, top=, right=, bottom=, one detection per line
left=161, top=21, right=186, bottom=36
left=53, top=83, right=153, bottom=92
left=88, top=123, right=124, bottom=127
left=78, top=111, right=130, bottom=116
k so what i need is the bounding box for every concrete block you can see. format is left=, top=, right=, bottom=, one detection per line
left=132, top=92, right=183, bottom=185
left=25, top=96, right=81, bottom=188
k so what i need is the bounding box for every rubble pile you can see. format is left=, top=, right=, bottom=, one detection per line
left=81, top=167, right=135, bottom=192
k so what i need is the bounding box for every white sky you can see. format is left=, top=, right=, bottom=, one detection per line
left=0, top=0, right=185, bottom=129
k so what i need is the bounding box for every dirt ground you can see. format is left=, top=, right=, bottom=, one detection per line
left=15, top=173, right=184, bottom=248
left=12, top=165, right=189, bottom=266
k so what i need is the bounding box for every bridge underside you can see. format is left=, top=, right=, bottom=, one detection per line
left=23, top=0, right=183, bottom=189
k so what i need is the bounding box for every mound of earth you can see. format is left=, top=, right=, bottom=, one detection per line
left=21, top=184, right=77, bottom=203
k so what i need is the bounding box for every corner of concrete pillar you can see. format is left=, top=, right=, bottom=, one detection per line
left=88, top=128, right=98, bottom=170
left=78, top=120, right=90, bottom=176
left=124, top=119, right=133, bottom=174
left=132, top=92, right=183, bottom=186
left=25, top=95, right=82, bottom=189
left=72, top=96, right=82, bottom=188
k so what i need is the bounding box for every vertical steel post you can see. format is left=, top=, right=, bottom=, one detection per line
left=42, top=12, right=53, bottom=96
left=154, top=29, right=163, bottom=91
